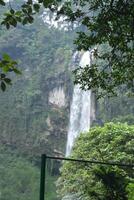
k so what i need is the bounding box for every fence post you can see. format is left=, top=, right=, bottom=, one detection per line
left=40, top=154, right=46, bottom=200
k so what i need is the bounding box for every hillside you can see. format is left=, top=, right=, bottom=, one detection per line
left=0, top=4, right=134, bottom=200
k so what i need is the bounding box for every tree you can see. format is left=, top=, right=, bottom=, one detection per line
left=0, top=0, right=134, bottom=96
left=0, top=14, right=72, bottom=159
left=127, top=183, right=134, bottom=200
left=0, top=147, right=40, bottom=200
left=57, top=123, right=134, bottom=200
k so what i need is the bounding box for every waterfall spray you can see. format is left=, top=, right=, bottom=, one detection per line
left=66, top=51, right=92, bottom=156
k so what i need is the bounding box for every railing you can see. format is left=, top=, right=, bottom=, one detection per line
left=39, top=154, right=134, bottom=200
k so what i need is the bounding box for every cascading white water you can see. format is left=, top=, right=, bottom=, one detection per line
left=66, top=51, right=92, bottom=156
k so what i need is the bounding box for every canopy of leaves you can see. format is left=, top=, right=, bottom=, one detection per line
left=0, top=54, right=21, bottom=91
left=57, top=123, right=134, bottom=200
left=58, top=0, right=134, bottom=96
left=1, top=0, right=134, bottom=96
left=0, top=146, right=40, bottom=200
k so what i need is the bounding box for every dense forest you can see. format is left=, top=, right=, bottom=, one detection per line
left=0, top=1, right=134, bottom=200
left=0, top=5, right=75, bottom=199
left=58, top=123, right=134, bottom=200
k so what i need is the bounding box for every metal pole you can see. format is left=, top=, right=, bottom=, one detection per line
left=40, top=154, right=46, bottom=200
left=46, top=155, right=134, bottom=168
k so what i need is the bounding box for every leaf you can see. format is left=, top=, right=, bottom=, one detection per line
left=0, top=73, right=6, bottom=79
left=13, top=68, right=21, bottom=75
left=27, top=0, right=32, bottom=4
left=15, top=11, right=22, bottom=16
left=10, top=17, right=17, bottom=27
left=6, top=23, right=10, bottom=29
left=22, top=17, right=28, bottom=25
left=1, top=81, right=6, bottom=91
left=33, top=4, right=40, bottom=12
left=3, top=66, right=10, bottom=73
left=0, top=0, right=5, bottom=6
left=16, top=17, right=22, bottom=23
left=4, top=78, right=12, bottom=85
left=10, top=9, right=15, bottom=14
left=28, top=16, right=34, bottom=23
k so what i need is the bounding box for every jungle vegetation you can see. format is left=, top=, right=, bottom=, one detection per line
left=0, top=0, right=134, bottom=96
left=0, top=1, right=134, bottom=200
left=57, top=123, right=134, bottom=200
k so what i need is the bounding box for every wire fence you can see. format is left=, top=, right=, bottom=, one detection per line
left=39, top=154, right=134, bottom=200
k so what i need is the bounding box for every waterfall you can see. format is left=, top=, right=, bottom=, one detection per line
left=66, top=51, right=92, bottom=156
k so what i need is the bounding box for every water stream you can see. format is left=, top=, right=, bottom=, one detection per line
left=66, top=51, right=92, bottom=156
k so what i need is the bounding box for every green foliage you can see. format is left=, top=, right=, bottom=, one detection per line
left=1, top=0, right=134, bottom=95
left=57, top=123, right=134, bottom=200
left=0, top=54, right=21, bottom=91
left=127, top=183, right=134, bottom=200
left=0, top=0, right=62, bottom=91
left=59, top=0, right=134, bottom=96
left=0, top=148, right=40, bottom=200
left=0, top=0, right=5, bottom=6
left=0, top=146, right=59, bottom=200
left=0, top=11, right=73, bottom=160
left=0, top=2, right=134, bottom=200
left=97, top=92, right=134, bottom=124
left=0, top=0, right=61, bottom=28
left=46, top=175, right=59, bottom=200
left=111, top=115, right=134, bottom=125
